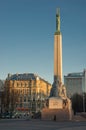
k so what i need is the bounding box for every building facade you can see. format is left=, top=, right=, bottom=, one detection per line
left=4, top=73, right=52, bottom=114
left=64, top=69, right=86, bottom=98
left=0, top=80, right=5, bottom=115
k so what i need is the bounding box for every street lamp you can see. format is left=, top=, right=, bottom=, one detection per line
left=83, top=93, right=85, bottom=112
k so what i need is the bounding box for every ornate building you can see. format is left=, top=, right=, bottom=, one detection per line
left=64, top=69, right=86, bottom=98
left=4, top=73, right=51, bottom=114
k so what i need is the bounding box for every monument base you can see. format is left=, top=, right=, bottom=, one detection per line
left=41, top=97, right=73, bottom=121
left=41, top=108, right=72, bottom=121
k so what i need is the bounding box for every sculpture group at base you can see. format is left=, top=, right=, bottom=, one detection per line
left=50, top=81, right=67, bottom=99
left=50, top=80, right=71, bottom=111
left=42, top=80, right=72, bottom=121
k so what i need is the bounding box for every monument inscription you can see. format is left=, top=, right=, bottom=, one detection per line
left=49, top=98, right=63, bottom=109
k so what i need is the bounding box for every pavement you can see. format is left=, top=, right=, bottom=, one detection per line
left=73, top=114, right=86, bottom=121
left=0, top=117, right=86, bottom=130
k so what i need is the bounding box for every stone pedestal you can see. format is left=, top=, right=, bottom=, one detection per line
left=41, top=97, right=73, bottom=121
left=41, top=108, right=71, bottom=121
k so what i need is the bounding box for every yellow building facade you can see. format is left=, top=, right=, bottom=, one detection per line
left=4, top=73, right=51, bottom=114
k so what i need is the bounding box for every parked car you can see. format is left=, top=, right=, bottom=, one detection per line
left=1, top=112, right=12, bottom=119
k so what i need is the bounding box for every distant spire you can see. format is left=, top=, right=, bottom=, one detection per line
left=56, top=8, right=60, bottom=33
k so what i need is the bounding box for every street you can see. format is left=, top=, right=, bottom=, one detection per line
left=0, top=119, right=86, bottom=130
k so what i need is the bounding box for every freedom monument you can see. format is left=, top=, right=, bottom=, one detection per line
left=41, top=9, right=72, bottom=121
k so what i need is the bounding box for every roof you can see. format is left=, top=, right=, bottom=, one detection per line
left=6, top=73, right=51, bottom=85
left=6, top=73, right=40, bottom=80
left=64, top=72, right=84, bottom=78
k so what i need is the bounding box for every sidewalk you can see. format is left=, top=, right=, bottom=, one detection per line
left=73, top=115, right=86, bottom=121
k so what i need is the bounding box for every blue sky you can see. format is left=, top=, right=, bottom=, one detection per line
left=0, top=0, right=86, bottom=83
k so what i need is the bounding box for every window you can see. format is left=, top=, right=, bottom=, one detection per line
left=24, top=97, right=26, bottom=102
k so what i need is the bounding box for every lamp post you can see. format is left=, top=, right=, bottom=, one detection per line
left=0, top=93, right=2, bottom=114
left=83, top=69, right=86, bottom=112
left=83, top=92, right=85, bottom=112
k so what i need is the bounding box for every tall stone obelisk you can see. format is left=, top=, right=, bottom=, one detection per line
left=54, top=9, right=62, bottom=84
left=50, top=9, right=63, bottom=97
